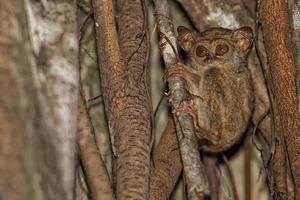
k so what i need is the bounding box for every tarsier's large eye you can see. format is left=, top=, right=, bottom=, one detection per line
left=215, top=44, right=229, bottom=56
left=196, top=46, right=208, bottom=57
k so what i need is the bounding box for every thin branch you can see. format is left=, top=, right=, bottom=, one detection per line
left=204, top=156, right=219, bottom=200
left=244, top=135, right=252, bottom=200
left=150, top=118, right=183, bottom=200
left=78, top=91, right=114, bottom=200
left=222, top=155, right=239, bottom=200
left=154, top=0, right=209, bottom=199
left=154, top=93, right=166, bottom=118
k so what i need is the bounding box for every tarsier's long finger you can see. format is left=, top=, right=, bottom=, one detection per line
left=164, top=66, right=198, bottom=83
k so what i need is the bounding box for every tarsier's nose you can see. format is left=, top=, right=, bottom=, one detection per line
left=204, top=53, right=215, bottom=62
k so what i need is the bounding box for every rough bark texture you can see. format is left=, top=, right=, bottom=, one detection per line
left=0, top=0, right=79, bottom=199
left=78, top=93, right=114, bottom=200
left=273, top=136, right=288, bottom=199
left=150, top=118, right=182, bottom=200
left=116, top=0, right=152, bottom=197
left=260, top=0, right=300, bottom=198
left=93, top=0, right=152, bottom=199
left=154, top=0, right=209, bottom=199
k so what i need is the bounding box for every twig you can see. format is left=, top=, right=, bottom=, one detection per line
left=154, top=0, right=209, bottom=199
left=204, top=156, right=219, bottom=200
left=222, top=155, right=239, bottom=200
left=154, top=93, right=166, bottom=119
left=244, top=135, right=252, bottom=200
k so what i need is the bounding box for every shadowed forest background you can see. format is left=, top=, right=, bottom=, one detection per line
left=1, top=0, right=300, bottom=200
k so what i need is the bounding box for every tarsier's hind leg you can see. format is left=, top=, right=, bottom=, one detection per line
left=171, top=98, right=220, bottom=144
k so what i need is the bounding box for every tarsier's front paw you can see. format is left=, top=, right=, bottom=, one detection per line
left=163, top=63, right=198, bottom=83
left=163, top=63, right=185, bottom=82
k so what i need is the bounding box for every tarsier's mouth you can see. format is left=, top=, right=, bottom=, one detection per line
left=203, top=58, right=222, bottom=66
left=204, top=58, right=215, bottom=63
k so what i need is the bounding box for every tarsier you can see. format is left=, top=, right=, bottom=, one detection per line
left=166, top=26, right=254, bottom=152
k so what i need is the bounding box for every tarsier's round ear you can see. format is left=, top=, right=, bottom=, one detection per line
left=232, top=26, right=254, bottom=53
left=177, top=26, right=195, bottom=51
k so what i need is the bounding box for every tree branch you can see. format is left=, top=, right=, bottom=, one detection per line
left=78, top=91, right=114, bottom=200
left=150, top=118, right=182, bottom=200
left=154, top=0, right=209, bottom=199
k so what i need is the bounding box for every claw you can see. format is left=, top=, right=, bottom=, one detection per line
left=164, top=90, right=170, bottom=97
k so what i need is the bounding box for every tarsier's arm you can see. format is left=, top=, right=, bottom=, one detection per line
left=164, top=63, right=202, bottom=97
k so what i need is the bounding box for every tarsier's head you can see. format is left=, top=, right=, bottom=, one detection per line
left=177, top=26, right=254, bottom=68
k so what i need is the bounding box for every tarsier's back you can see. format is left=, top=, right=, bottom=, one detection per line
left=173, top=26, right=254, bottom=152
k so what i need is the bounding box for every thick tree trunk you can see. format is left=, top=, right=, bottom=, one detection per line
left=0, top=1, right=38, bottom=199
left=93, top=0, right=152, bottom=199
left=260, top=0, right=300, bottom=198
left=26, top=1, right=79, bottom=199
left=0, top=0, right=79, bottom=199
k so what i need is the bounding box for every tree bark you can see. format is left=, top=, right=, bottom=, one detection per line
left=150, top=118, right=182, bottom=200
left=259, top=0, right=300, bottom=198
left=26, top=1, right=79, bottom=198
left=0, top=0, right=79, bottom=199
left=78, top=92, right=114, bottom=200
left=93, top=0, right=152, bottom=199
left=0, top=1, right=38, bottom=199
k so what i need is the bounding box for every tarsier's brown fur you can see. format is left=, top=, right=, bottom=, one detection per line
left=166, top=26, right=254, bottom=152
